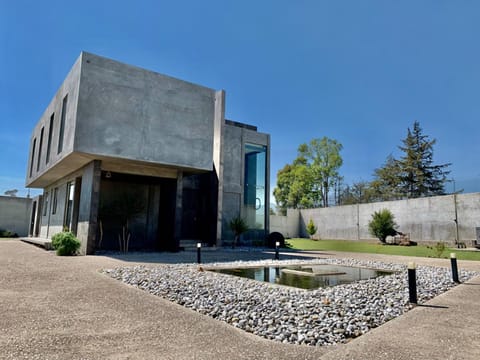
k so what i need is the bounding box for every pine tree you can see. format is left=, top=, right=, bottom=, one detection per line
left=397, top=121, right=450, bottom=198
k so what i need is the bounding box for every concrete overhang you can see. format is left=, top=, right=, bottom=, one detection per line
left=26, top=152, right=211, bottom=188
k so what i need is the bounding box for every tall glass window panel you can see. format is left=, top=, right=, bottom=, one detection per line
left=244, top=144, right=267, bottom=231
left=64, top=182, right=75, bottom=230
left=58, top=95, right=68, bottom=154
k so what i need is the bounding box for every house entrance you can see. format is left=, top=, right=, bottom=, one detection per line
left=97, top=172, right=176, bottom=252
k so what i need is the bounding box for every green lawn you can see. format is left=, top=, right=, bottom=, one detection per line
left=286, top=238, right=480, bottom=261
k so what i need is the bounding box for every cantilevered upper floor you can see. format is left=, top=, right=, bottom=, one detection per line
left=26, top=52, right=221, bottom=188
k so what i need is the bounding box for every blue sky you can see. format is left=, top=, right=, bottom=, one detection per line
left=1, top=0, right=479, bottom=199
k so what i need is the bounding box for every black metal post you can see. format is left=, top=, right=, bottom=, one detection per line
left=450, top=253, right=459, bottom=283
left=197, top=243, right=201, bottom=264
left=408, top=262, right=417, bottom=304
left=275, top=241, right=279, bottom=260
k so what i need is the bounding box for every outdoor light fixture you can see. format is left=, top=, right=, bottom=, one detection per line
left=407, top=262, right=417, bottom=304
left=197, top=242, right=201, bottom=264
left=275, top=241, right=280, bottom=260
left=450, top=253, right=459, bottom=283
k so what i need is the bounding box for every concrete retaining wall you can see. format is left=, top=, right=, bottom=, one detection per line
left=0, top=196, right=32, bottom=236
left=270, top=209, right=300, bottom=238
left=270, top=193, right=480, bottom=246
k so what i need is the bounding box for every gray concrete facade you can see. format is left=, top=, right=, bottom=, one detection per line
left=26, top=52, right=270, bottom=253
left=270, top=193, right=480, bottom=245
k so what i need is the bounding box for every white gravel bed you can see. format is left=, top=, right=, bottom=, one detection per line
left=103, top=258, right=478, bottom=346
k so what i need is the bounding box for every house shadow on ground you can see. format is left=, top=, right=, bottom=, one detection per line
left=95, top=248, right=323, bottom=264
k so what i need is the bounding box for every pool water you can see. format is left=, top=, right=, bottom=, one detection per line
left=210, top=264, right=393, bottom=290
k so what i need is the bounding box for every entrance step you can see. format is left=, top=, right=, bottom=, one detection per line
left=20, top=237, right=53, bottom=250
left=179, top=239, right=215, bottom=251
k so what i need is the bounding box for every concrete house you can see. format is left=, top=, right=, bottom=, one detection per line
left=26, top=52, right=270, bottom=254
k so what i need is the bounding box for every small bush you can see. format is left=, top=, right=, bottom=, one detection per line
left=368, top=209, right=397, bottom=243
left=228, top=216, right=249, bottom=248
left=0, top=228, right=18, bottom=238
left=306, top=219, right=317, bottom=239
left=51, top=231, right=81, bottom=256
left=434, top=242, right=446, bottom=258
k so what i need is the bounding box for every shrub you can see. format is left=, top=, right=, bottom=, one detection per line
left=51, top=231, right=81, bottom=256
left=306, top=219, right=317, bottom=239
left=228, top=216, right=249, bottom=248
left=0, top=228, right=18, bottom=238
left=368, top=209, right=397, bottom=244
left=434, top=242, right=446, bottom=258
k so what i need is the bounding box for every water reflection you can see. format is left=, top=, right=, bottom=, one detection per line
left=211, top=264, right=392, bottom=290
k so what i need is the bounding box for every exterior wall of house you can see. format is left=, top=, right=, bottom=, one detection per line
left=0, top=196, right=32, bottom=237
left=38, top=164, right=90, bottom=240
left=75, top=52, right=216, bottom=172
left=221, top=121, right=270, bottom=244
left=26, top=56, right=82, bottom=188
left=26, top=52, right=270, bottom=252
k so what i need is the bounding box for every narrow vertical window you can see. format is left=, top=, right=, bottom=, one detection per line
left=46, top=113, right=54, bottom=163
left=64, top=181, right=75, bottom=230
left=52, top=187, right=58, bottom=214
left=29, top=138, right=37, bottom=177
left=43, top=191, right=49, bottom=216
left=57, top=94, right=68, bottom=154
left=37, top=127, right=44, bottom=172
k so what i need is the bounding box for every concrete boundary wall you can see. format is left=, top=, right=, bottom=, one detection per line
left=270, top=193, right=480, bottom=245
left=270, top=209, right=300, bottom=238
left=0, top=196, right=32, bottom=237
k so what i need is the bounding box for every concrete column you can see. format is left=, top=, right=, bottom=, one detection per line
left=264, top=134, right=271, bottom=239
left=213, top=90, right=225, bottom=246
left=174, top=171, right=183, bottom=248
left=77, top=160, right=101, bottom=255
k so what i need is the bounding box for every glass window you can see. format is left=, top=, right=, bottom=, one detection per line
left=43, top=191, right=49, bottom=216
left=52, top=187, right=58, bottom=214
left=29, top=138, right=36, bottom=177
left=244, top=144, right=267, bottom=231
left=57, top=94, right=68, bottom=154
left=64, top=182, right=75, bottom=230
left=37, top=127, right=44, bottom=172
left=46, top=113, right=54, bottom=164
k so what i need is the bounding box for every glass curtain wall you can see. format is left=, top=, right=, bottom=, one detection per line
left=244, top=144, right=267, bottom=242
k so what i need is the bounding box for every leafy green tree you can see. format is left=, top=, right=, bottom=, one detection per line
left=368, top=209, right=397, bottom=243
left=273, top=161, right=314, bottom=214
left=274, top=137, right=343, bottom=210
left=397, top=121, right=450, bottom=198
left=339, top=180, right=374, bottom=205
left=298, top=137, right=343, bottom=207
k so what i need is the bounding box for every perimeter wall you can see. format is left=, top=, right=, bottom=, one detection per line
left=270, top=193, right=480, bottom=246
left=0, top=196, right=32, bottom=237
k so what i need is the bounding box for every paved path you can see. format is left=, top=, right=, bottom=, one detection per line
left=1, top=240, right=479, bottom=359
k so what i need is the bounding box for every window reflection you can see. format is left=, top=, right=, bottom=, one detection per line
left=244, top=144, right=266, bottom=234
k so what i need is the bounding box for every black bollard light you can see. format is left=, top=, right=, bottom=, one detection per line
left=275, top=241, right=280, bottom=260
left=450, top=253, right=460, bottom=283
left=197, top=242, right=202, bottom=264
left=408, top=262, right=417, bottom=304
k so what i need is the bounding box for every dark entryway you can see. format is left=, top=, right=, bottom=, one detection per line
left=97, top=172, right=176, bottom=251
left=181, top=173, right=218, bottom=245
